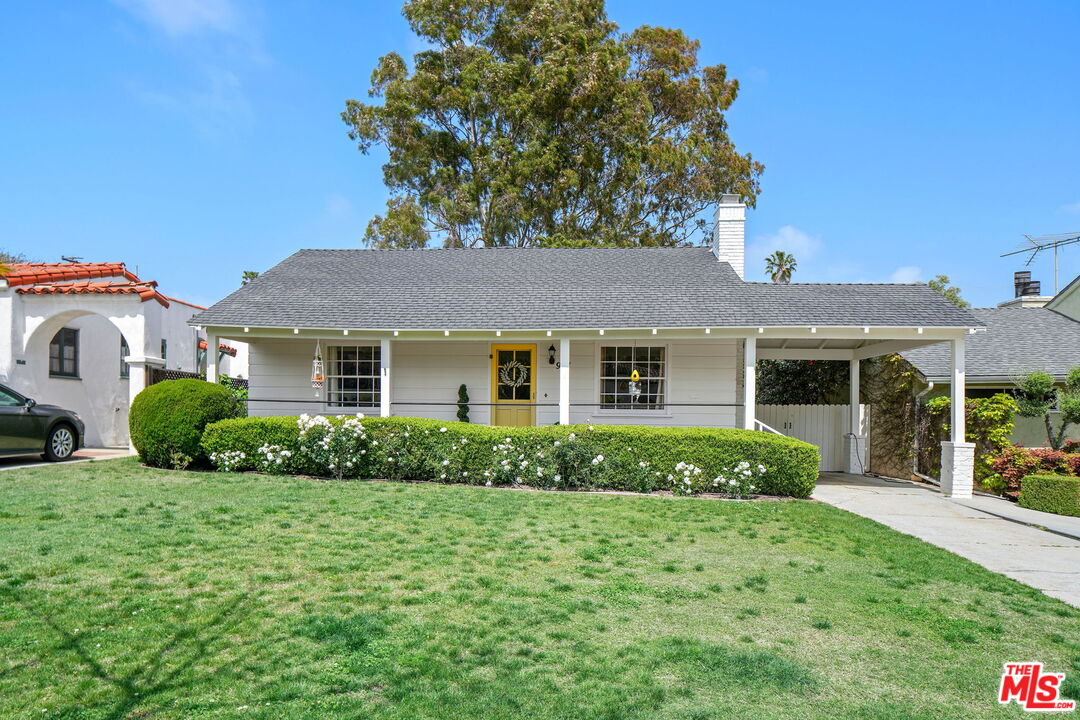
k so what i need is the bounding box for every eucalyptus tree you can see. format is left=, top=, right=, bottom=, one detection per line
left=343, top=0, right=762, bottom=248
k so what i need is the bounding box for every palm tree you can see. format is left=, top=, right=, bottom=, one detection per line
left=764, top=250, right=797, bottom=284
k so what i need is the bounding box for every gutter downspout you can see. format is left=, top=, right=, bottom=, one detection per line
left=912, top=380, right=937, bottom=485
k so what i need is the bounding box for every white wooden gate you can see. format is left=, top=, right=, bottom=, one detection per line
left=757, top=404, right=869, bottom=472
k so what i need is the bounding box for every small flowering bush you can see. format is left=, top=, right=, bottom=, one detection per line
left=202, top=416, right=819, bottom=497
left=296, top=413, right=370, bottom=481
left=667, top=461, right=765, bottom=498
left=209, top=450, right=247, bottom=472
left=257, top=444, right=294, bottom=475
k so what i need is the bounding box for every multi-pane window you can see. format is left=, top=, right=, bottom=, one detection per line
left=49, top=328, right=79, bottom=378
left=599, top=345, right=666, bottom=410
left=326, top=345, right=381, bottom=408
left=120, top=337, right=130, bottom=379
left=160, top=338, right=168, bottom=360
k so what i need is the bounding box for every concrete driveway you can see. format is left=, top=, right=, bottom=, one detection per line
left=0, top=447, right=132, bottom=471
left=814, top=473, right=1080, bottom=608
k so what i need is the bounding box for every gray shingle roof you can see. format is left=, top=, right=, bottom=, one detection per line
left=191, top=247, right=982, bottom=331
left=901, top=307, right=1080, bottom=381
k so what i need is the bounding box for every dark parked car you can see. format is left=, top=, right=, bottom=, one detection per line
left=0, top=383, right=84, bottom=461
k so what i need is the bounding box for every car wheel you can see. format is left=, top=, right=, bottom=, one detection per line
left=45, top=424, right=76, bottom=462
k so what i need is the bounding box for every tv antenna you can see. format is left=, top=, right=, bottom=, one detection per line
left=1000, top=232, right=1080, bottom=295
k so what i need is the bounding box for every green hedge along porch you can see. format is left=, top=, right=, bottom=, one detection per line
left=201, top=416, right=821, bottom=497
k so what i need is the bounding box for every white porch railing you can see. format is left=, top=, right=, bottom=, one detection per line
left=754, top=419, right=785, bottom=435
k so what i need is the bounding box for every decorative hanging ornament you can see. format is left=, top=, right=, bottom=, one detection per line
left=311, top=340, right=324, bottom=389
left=628, top=369, right=642, bottom=402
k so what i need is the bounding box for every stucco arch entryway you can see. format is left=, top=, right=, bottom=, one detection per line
left=19, top=308, right=146, bottom=446
left=7, top=294, right=166, bottom=448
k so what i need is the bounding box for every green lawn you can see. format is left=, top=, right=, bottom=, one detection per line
left=1, top=458, right=1078, bottom=719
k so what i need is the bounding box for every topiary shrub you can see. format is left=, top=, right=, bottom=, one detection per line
left=130, top=379, right=244, bottom=468
left=1018, top=474, right=1080, bottom=517
left=456, top=384, right=470, bottom=423
left=202, top=415, right=821, bottom=497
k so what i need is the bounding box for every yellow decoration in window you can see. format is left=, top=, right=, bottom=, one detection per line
left=630, top=369, right=640, bottom=382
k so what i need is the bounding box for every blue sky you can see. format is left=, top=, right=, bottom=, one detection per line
left=2, top=1, right=1078, bottom=308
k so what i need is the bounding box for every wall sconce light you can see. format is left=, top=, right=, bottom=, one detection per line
left=548, top=344, right=556, bottom=365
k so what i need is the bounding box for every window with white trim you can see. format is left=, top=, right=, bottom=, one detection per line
left=326, top=345, right=381, bottom=408
left=599, top=345, right=666, bottom=410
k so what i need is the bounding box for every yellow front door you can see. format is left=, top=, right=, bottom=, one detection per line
left=491, top=344, right=536, bottom=426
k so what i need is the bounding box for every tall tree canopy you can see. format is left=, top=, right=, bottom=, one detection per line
left=928, top=274, right=970, bottom=308
left=343, top=0, right=762, bottom=248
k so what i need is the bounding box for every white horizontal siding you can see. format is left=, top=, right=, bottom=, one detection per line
left=247, top=339, right=327, bottom=416
left=246, top=337, right=739, bottom=428
left=392, top=341, right=491, bottom=424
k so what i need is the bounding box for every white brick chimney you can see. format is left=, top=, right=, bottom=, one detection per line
left=712, top=194, right=746, bottom=278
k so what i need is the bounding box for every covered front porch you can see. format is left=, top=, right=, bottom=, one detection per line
left=202, top=323, right=978, bottom=498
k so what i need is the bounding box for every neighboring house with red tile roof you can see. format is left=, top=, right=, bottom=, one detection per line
left=0, top=262, right=247, bottom=447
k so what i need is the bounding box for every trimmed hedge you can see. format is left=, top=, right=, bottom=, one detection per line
left=130, top=379, right=245, bottom=468
left=202, top=415, right=820, bottom=497
left=1018, top=474, right=1080, bottom=517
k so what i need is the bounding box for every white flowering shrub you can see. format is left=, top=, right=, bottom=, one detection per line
left=374, top=424, right=447, bottom=480
left=209, top=450, right=246, bottom=472
left=669, top=460, right=766, bottom=497
left=478, top=437, right=524, bottom=486
left=669, top=461, right=705, bottom=495
left=257, top=444, right=294, bottom=475
left=542, top=431, right=602, bottom=489
left=435, top=434, right=472, bottom=483
left=296, top=413, right=370, bottom=481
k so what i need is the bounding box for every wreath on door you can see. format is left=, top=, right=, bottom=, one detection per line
left=499, top=359, right=529, bottom=388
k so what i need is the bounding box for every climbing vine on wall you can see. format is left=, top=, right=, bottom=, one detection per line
left=862, top=354, right=921, bottom=479
left=918, top=393, right=1019, bottom=488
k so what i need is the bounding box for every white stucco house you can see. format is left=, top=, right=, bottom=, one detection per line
left=191, top=196, right=984, bottom=496
left=0, top=262, right=247, bottom=447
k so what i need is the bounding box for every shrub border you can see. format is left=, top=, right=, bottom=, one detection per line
left=202, top=416, right=820, bottom=498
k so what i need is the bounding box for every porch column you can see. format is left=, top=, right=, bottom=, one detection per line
left=940, top=336, right=974, bottom=498
left=743, top=336, right=756, bottom=430
left=846, top=359, right=866, bottom=474
left=126, top=355, right=164, bottom=451
left=380, top=338, right=392, bottom=418
left=205, top=332, right=219, bottom=384
left=559, top=338, right=570, bottom=425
